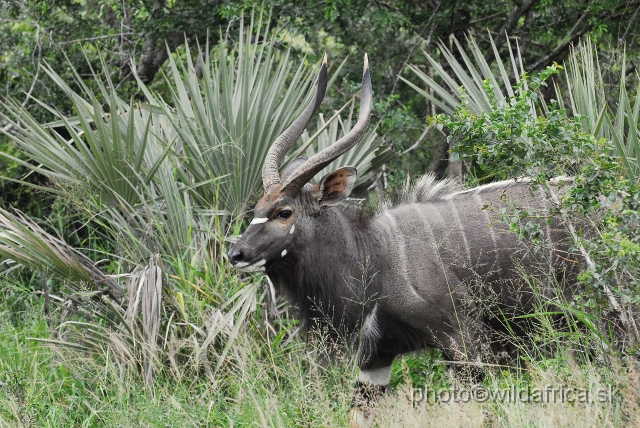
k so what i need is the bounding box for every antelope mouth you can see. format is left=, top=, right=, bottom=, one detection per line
left=234, top=258, right=267, bottom=273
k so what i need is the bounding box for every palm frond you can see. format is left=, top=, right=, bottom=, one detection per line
left=404, top=35, right=640, bottom=181
left=298, top=101, right=395, bottom=190
left=401, top=34, right=525, bottom=116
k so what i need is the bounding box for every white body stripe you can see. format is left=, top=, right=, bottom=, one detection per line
left=413, top=205, right=438, bottom=250
left=447, top=199, right=471, bottom=264
left=384, top=211, right=420, bottom=299
left=281, top=249, right=287, bottom=257
left=250, top=217, right=268, bottom=225
left=474, top=193, right=499, bottom=271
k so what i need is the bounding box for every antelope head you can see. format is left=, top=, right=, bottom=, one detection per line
left=228, top=54, right=372, bottom=272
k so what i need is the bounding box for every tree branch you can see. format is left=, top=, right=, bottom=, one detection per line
left=529, top=24, right=591, bottom=70
left=401, top=125, right=431, bottom=156
left=489, top=0, right=538, bottom=56
left=117, top=0, right=184, bottom=84
left=22, top=22, right=42, bottom=108
left=390, top=0, right=442, bottom=95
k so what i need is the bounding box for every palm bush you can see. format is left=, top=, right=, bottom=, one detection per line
left=299, top=110, right=395, bottom=196
left=402, top=36, right=639, bottom=181
left=0, top=14, right=390, bottom=386
left=562, top=39, right=640, bottom=182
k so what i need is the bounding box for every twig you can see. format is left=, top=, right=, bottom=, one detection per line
left=401, top=125, right=431, bottom=156
left=556, top=254, right=580, bottom=264
left=620, top=3, right=640, bottom=48
left=437, top=360, right=533, bottom=371
left=22, top=22, right=42, bottom=108
left=43, top=275, right=51, bottom=317
left=57, top=33, right=135, bottom=46
left=529, top=26, right=591, bottom=70
left=470, top=11, right=507, bottom=25
left=489, top=0, right=538, bottom=55
left=390, top=0, right=442, bottom=95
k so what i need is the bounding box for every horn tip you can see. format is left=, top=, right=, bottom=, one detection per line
left=322, top=52, right=328, bottom=66
left=364, top=53, right=369, bottom=70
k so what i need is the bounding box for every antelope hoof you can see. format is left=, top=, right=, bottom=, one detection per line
left=349, top=406, right=374, bottom=428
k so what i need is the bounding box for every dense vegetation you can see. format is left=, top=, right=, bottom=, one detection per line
left=2, top=1, right=640, bottom=426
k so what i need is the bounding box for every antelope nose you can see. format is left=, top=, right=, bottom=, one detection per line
left=228, top=248, right=244, bottom=265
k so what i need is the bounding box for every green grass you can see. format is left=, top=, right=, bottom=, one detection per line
left=2, top=273, right=639, bottom=427
left=0, top=278, right=357, bottom=427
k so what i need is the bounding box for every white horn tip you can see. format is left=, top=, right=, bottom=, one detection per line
left=364, top=53, right=369, bottom=70
left=323, top=52, right=328, bottom=66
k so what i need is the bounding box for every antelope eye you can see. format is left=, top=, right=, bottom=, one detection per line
left=278, top=209, right=292, bottom=219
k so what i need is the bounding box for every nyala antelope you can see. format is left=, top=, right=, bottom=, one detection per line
left=228, top=55, right=575, bottom=426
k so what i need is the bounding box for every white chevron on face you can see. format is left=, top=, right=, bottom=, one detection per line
left=250, top=217, right=268, bottom=225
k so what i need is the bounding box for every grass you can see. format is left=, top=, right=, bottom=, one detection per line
left=377, top=358, right=638, bottom=427
left=2, top=270, right=640, bottom=427
left=0, top=277, right=356, bottom=427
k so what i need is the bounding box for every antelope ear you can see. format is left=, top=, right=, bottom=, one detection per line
left=314, top=167, right=357, bottom=207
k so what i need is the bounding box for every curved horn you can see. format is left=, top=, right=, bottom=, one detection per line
left=261, top=54, right=329, bottom=189
left=280, top=54, right=372, bottom=195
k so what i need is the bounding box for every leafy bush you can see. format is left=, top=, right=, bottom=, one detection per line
left=429, top=58, right=640, bottom=349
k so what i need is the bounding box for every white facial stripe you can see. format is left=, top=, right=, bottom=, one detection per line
left=289, top=224, right=295, bottom=234
left=358, top=365, right=392, bottom=386
left=281, top=249, right=287, bottom=257
left=237, top=259, right=266, bottom=272
left=234, top=261, right=249, bottom=268
left=250, top=217, right=268, bottom=225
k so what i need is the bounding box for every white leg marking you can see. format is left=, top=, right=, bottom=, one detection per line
left=359, top=365, right=392, bottom=386
left=250, top=217, right=268, bottom=225
left=281, top=249, right=287, bottom=257
left=289, top=224, right=295, bottom=234
left=350, top=407, right=373, bottom=428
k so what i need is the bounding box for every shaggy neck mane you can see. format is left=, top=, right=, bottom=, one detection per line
left=265, top=209, right=372, bottom=342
